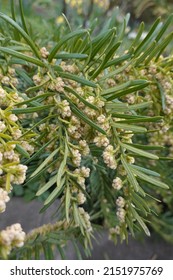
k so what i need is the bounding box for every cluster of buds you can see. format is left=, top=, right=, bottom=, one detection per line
left=112, top=177, right=123, bottom=190
left=102, top=145, right=117, bottom=169
left=71, top=149, right=82, bottom=167
left=54, top=77, right=65, bottom=93
left=21, top=141, right=34, bottom=155
left=76, top=192, right=86, bottom=205
left=84, top=96, right=104, bottom=118
left=96, top=114, right=110, bottom=131
left=61, top=62, right=78, bottom=74
left=0, top=223, right=25, bottom=258
left=93, top=133, right=109, bottom=147
left=108, top=225, right=121, bottom=241
left=0, top=189, right=10, bottom=213
left=0, top=67, right=19, bottom=87
left=9, top=164, right=28, bottom=185
left=0, top=120, right=5, bottom=132
left=0, top=87, right=6, bottom=99
left=0, top=84, right=32, bottom=220
left=58, top=100, right=71, bottom=118
left=33, top=73, right=42, bottom=85
left=163, top=94, right=173, bottom=115
left=116, top=196, right=126, bottom=223
left=68, top=115, right=82, bottom=139
left=79, top=140, right=90, bottom=156
left=0, top=86, right=24, bottom=109
left=73, top=166, right=90, bottom=189
left=40, top=47, right=49, bottom=59
left=78, top=207, right=92, bottom=232
left=0, top=142, right=28, bottom=189
left=74, top=166, right=90, bottom=179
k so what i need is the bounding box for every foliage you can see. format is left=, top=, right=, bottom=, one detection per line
left=0, top=0, right=173, bottom=259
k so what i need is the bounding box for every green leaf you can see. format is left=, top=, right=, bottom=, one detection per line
left=159, top=156, right=173, bottom=160
left=21, top=115, right=57, bottom=138
left=121, top=155, right=142, bottom=195
left=44, top=176, right=66, bottom=205
left=87, top=29, right=115, bottom=62
left=102, top=80, right=144, bottom=96
left=145, top=32, right=173, bottom=64
left=55, top=53, right=88, bottom=59
left=30, top=148, right=60, bottom=178
left=121, top=143, right=159, bottom=159
left=48, top=29, right=87, bottom=62
left=125, top=143, right=164, bottom=151
left=73, top=203, right=81, bottom=227
left=64, top=86, right=98, bottom=110
left=42, top=242, right=54, bottom=260
left=106, top=102, right=129, bottom=112
left=19, top=0, right=29, bottom=34
left=0, top=133, right=12, bottom=140
left=26, top=80, right=50, bottom=93
left=91, top=41, right=122, bottom=79
left=132, top=168, right=169, bottom=189
left=15, top=144, right=30, bottom=159
left=134, top=41, right=157, bottom=66
left=0, top=12, right=40, bottom=58
left=56, top=245, right=66, bottom=260
left=104, top=53, right=131, bottom=69
left=11, top=104, right=52, bottom=114
left=9, top=58, right=29, bottom=66
left=15, top=68, right=34, bottom=86
left=72, top=241, right=83, bottom=260
left=24, top=161, right=54, bottom=186
left=155, top=79, right=166, bottom=111
left=0, top=47, right=45, bottom=67
left=112, top=123, right=147, bottom=133
left=10, top=0, right=20, bottom=40
left=57, top=142, right=68, bottom=185
left=10, top=0, right=16, bottom=22
left=155, top=13, right=173, bottom=42
left=84, top=30, right=108, bottom=52
left=129, top=205, right=150, bottom=236
left=57, top=71, right=97, bottom=88
left=117, top=14, right=130, bottom=41
left=25, top=137, right=57, bottom=164
left=129, top=22, right=145, bottom=52
left=99, top=61, right=132, bottom=81
left=132, top=192, right=151, bottom=212
left=34, top=244, right=41, bottom=260
left=69, top=101, right=106, bottom=135
left=129, top=101, right=153, bottom=110
left=133, top=17, right=161, bottom=57
left=118, top=116, right=162, bottom=123
left=155, top=32, right=173, bottom=61
left=102, top=80, right=149, bottom=100
left=16, top=93, right=55, bottom=106
left=6, top=45, right=30, bottom=51
left=36, top=175, right=57, bottom=196
left=112, top=113, right=156, bottom=120
left=6, top=173, right=11, bottom=192
left=131, top=195, right=148, bottom=215
left=131, top=165, right=160, bottom=177
left=44, top=142, right=68, bottom=205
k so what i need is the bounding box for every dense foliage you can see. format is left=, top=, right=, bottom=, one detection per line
left=0, top=0, right=173, bottom=259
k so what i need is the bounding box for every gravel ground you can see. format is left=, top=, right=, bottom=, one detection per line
left=1, top=197, right=173, bottom=260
